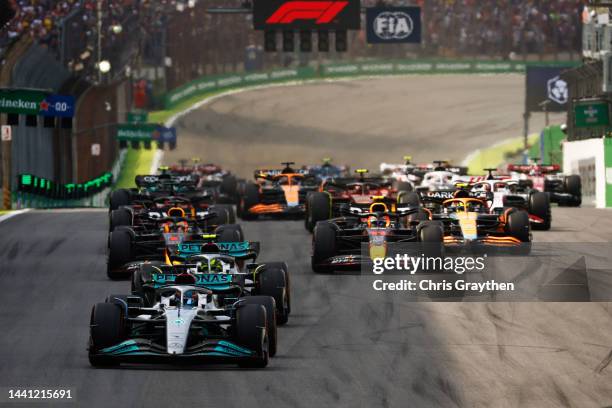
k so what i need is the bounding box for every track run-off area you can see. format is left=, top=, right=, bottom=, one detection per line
left=2, top=75, right=612, bottom=407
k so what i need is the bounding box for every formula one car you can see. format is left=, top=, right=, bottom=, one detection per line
left=467, top=173, right=552, bottom=230
left=304, top=169, right=418, bottom=232
left=109, top=195, right=235, bottom=231
left=88, top=286, right=274, bottom=368
left=237, top=162, right=319, bottom=219
left=507, top=161, right=581, bottom=206
left=381, top=158, right=468, bottom=191
left=130, top=246, right=291, bottom=325
left=419, top=193, right=531, bottom=250
left=311, top=197, right=443, bottom=273
left=109, top=171, right=237, bottom=211
left=304, top=158, right=349, bottom=182
left=107, top=207, right=243, bottom=278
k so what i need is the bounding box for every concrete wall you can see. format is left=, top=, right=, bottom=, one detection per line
left=563, top=138, right=604, bottom=207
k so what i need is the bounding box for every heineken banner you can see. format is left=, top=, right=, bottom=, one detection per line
left=116, top=124, right=158, bottom=142
left=116, top=124, right=177, bottom=146
left=0, top=89, right=75, bottom=117
left=164, top=60, right=579, bottom=110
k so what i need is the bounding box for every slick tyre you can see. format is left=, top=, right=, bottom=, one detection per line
left=312, top=222, right=336, bottom=273
left=305, top=192, right=331, bottom=232
left=107, top=229, right=133, bottom=279
left=89, top=303, right=125, bottom=367
left=258, top=264, right=290, bottom=325
left=209, top=204, right=235, bottom=225
left=240, top=296, right=277, bottom=357
left=239, top=183, right=260, bottom=220
left=109, top=207, right=131, bottom=231
left=398, top=191, right=420, bottom=207
left=236, top=303, right=269, bottom=368
left=506, top=209, right=531, bottom=243
left=109, top=189, right=131, bottom=211
left=563, top=175, right=582, bottom=207
left=131, top=262, right=164, bottom=306
left=214, top=223, right=244, bottom=242
left=220, top=175, right=238, bottom=198
left=529, top=192, right=551, bottom=231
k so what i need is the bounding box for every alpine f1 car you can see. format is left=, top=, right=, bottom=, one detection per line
left=507, top=161, right=581, bottom=206
left=304, top=169, right=418, bottom=232
left=88, top=286, right=274, bottom=368
left=311, top=197, right=443, bottom=273
left=304, top=158, right=349, bottom=182
left=237, top=162, right=319, bottom=219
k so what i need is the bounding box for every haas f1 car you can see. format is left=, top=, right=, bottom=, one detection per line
left=507, top=162, right=581, bottom=207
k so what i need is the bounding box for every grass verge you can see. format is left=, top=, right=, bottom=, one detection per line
left=114, top=148, right=156, bottom=189
left=465, top=134, right=539, bottom=174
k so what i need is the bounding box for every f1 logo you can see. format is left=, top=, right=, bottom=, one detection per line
left=266, top=1, right=348, bottom=24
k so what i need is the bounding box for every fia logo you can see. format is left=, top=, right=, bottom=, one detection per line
left=373, top=11, right=413, bottom=40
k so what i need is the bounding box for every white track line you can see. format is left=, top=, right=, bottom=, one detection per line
left=0, top=209, right=30, bottom=224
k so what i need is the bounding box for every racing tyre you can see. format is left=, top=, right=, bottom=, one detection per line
left=407, top=209, right=430, bottom=223
left=240, top=296, right=277, bottom=357
left=214, top=223, right=244, bottom=242
left=209, top=204, right=235, bottom=225
left=305, top=192, right=331, bottom=232
left=394, top=181, right=413, bottom=193
left=258, top=264, right=290, bottom=325
left=506, top=209, right=530, bottom=243
left=107, top=229, right=133, bottom=279
left=236, top=303, right=269, bottom=368
left=89, top=302, right=126, bottom=367
left=398, top=191, right=420, bottom=207
left=109, top=189, right=131, bottom=211
left=563, top=175, right=582, bottom=207
left=109, top=207, right=131, bottom=231
left=528, top=192, right=551, bottom=231
left=418, top=221, right=444, bottom=263
left=220, top=175, right=238, bottom=199
left=239, top=183, right=260, bottom=220
left=312, top=222, right=336, bottom=273
left=132, top=262, right=165, bottom=306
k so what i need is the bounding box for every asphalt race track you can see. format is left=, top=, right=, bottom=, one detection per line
left=1, top=76, right=612, bottom=407
left=1, top=209, right=612, bottom=407
left=163, top=75, right=562, bottom=177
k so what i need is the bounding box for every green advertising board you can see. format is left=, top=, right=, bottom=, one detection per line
left=116, top=123, right=158, bottom=141
left=0, top=89, right=47, bottom=115
left=163, top=60, right=580, bottom=110
left=127, top=112, right=148, bottom=124
left=574, top=100, right=610, bottom=128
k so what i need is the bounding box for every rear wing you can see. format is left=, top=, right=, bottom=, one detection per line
left=135, top=174, right=198, bottom=188
left=151, top=272, right=240, bottom=291
left=176, top=241, right=260, bottom=260
left=508, top=164, right=560, bottom=174
left=253, top=168, right=309, bottom=179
